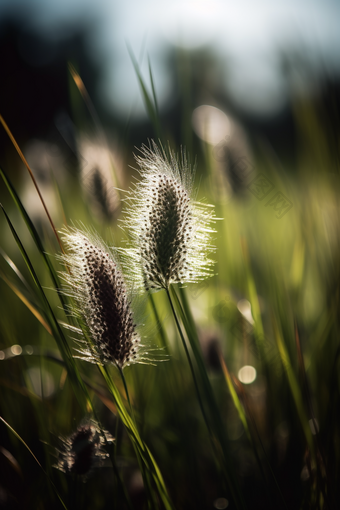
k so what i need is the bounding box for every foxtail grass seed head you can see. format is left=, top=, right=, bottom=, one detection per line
left=60, top=227, right=141, bottom=369
left=122, top=142, right=216, bottom=291
left=55, top=420, right=113, bottom=479
left=78, top=136, right=120, bottom=222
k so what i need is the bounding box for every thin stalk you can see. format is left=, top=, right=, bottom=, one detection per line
left=73, top=475, right=79, bottom=510
left=0, top=115, right=65, bottom=254
left=165, top=288, right=213, bottom=439
left=169, top=285, right=247, bottom=510
left=0, top=167, right=69, bottom=310
left=118, top=367, right=159, bottom=510
left=118, top=366, right=138, bottom=429
left=108, top=440, right=134, bottom=510
left=109, top=415, right=134, bottom=509
left=0, top=416, right=69, bottom=510
left=295, top=326, right=334, bottom=510
left=114, top=414, right=120, bottom=460
left=119, top=367, right=132, bottom=410
left=247, top=402, right=289, bottom=510
left=148, top=293, right=168, bottom=349
left=220, top=352, right=288, bottom=509
left=166, top=287, right=244, bottom=509
left=68, top=63, right=105, bottom=142
left=0, top=204, right=91, bottom=414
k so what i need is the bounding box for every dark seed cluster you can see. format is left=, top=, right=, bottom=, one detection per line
left=79, top=240, right=139, bottom=368
left=88, top=167, right=119, bottom=222
left=56, top=422, right=109, bottom=478
left=141, top=173, right=193, bottom=290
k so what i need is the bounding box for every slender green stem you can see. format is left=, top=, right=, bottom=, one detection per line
left=149, top=293, right=168, bottom=349
left=165, top=288, right=214, bottom=440
left=108, top=441, right=134, bottom=510
left=117, top=367, right=159, bottom=510
left=118, top=366, right=138, bottom=428
left=99, top=365, right=174, bottom=509
left=167, top=286, right=247, bottom=508
left=114, top=414, right=120, bottom=460
left=169, top=285, right=247, bottom=510
left=0, top=416, right=69, bottom=510
left=119, top=367, right=132, bottom=409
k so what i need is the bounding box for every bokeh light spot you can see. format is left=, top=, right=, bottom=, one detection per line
left=26, top=367, right=56, bottom=398
left=214, top=497, right=229, bottom=509
left=237, top=299, right=254, bottom=325
left=238, top=365, right=257, bottom=384
left=192, top=105, right=231, bottom=145
left=11, top=345, right=22, bottom=356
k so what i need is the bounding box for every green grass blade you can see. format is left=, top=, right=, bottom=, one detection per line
left=0, top=416, right=69, bottom=510
left=219, top=353, right=289, bottom=509
left=99, top=365, right=175, bottom=510
left=0, top=167, right=67, bottom=310
left=177, top=48, right=193, bottom=155
left=0, top=118, right=64, bottom=253
left=0, top=245, right=32, bottom=290
left=273, top=317, right=315, bottom=461
left=241, top=240, right=265, bottom=352
left=148, top=56, right=159, bottom=119
left=127, top=44, right=162, bottom=142
left=0, top=267, right=52, bottom=335
left=0, top=204, right=92, bottom=414
left=219, top=354, right=251, bottom=441
left=148, top=293, right=168, bottom=349
left=169, top=285, right=246, bottom=510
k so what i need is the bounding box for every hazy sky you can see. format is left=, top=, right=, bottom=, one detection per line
left=1, top=0, right=339, bottom=117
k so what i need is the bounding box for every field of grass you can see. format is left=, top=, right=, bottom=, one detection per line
left=0, top=64, right=339, bottom=510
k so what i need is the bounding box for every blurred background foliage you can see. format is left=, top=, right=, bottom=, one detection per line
left=0, top=2, right=340, bottom=509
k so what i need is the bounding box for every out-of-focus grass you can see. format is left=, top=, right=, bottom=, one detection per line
left=0, top=65, right=339, bottom=510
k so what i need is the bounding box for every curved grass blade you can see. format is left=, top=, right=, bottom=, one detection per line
left=99, top=365, right=175, bottom=510
left=0, top=204, right=92, bottom=414
left=169, top=285, right=246, bottom=510
left=241, top=239, right=265, bottom=352
left=127, top=44, right=162, bottom=142
left=273, top=316, right=315, bottom=461
left=0, top=416, right=68, bottom=510
left=219, top=352, right=289, bottom=509
left=295, top=326, right=332, bottom=508
left=68, top=63, right=105, bottom=140
left=0, top=118, right=64, bottom=254
left=219, top=353, right=251, bottom=442
left=148, top=56, right=159, bottom=120
left=0, top=167, right=67, bottom=311
left=0, top=268, right=52, bottom=335
left=0, top=245, right=31, bottom=290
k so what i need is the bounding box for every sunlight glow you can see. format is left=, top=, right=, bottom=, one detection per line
left=162, top=0, right=221, bottom=48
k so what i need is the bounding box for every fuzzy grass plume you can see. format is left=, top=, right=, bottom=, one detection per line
left=55, top=420, right=113, bottom=478
left=78, top=136, right=120, bottom=222
left=59, top=227, right=141, bottom=369
left=122, top=142, right=216, bottom=291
